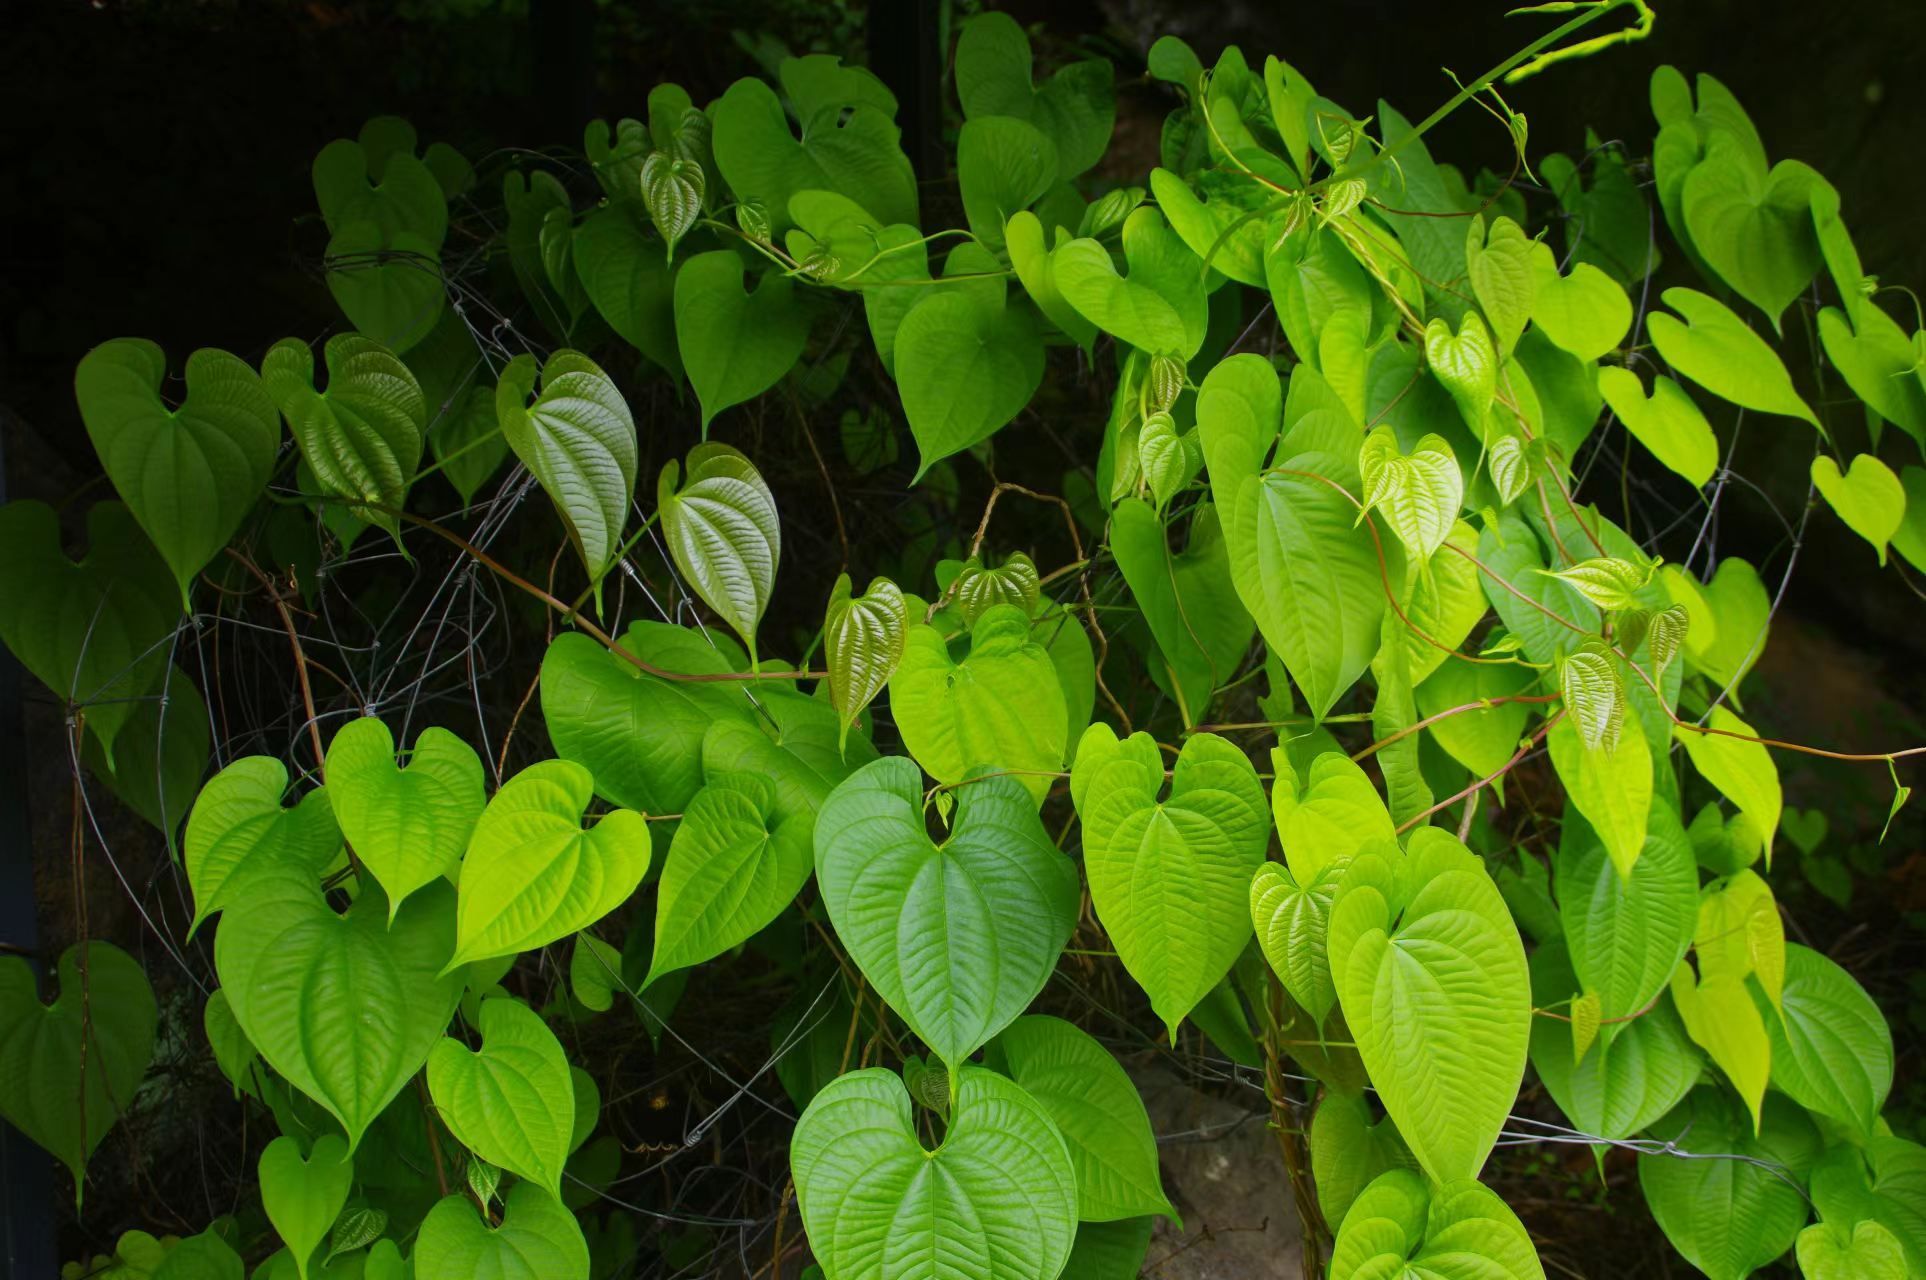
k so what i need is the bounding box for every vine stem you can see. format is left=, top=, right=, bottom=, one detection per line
left=224, top=548, right=328, bottom=781
left=1259, top=967, right=1330, bottom=1275
left=1351, top=693, right=1561, bottom=762
left=1397, top=710, right=1563, bottom=834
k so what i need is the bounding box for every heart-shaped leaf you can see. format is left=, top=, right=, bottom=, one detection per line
left=449, top=760, right=653, bottom=970
left=955, top=11, right=1115, bottom=177
left=1758, top=943, right=1892, bottom=1141
left=673, top=250, right=809, bottom=430
left=1638, top=1089, right=1818, bottom=1280
left=0, top=501, right=179, bottom=763
left=895, top=286, right=1044, bottom=481
left=427, top=996, right=575, bottom=1197
left=1549, top=710, right=1652, bottom=880
left=993, top=1015, right=1176, bottom=1222
left=1648, top=287, right=1819, bottom=427
left=1670, top=954, right=1772, bottom=1131
left=790, top=1065, right=1078, bottom=1280
left=1527, top=239, right=1631, bottom=362
left=812, top=756, right=1078, bottom=1067
left=262, top=335, right=427, bottom=538
left=1811, top=453, right=1906, bottom=564
left=1329, top=829, right=1530, bottom=1184
left=1359, top=426, right=1463, bottom=565
left=1073, top=726, right=1268, bottom=1038
left=1007, top=211, right=1098, bottom=352
left=540, top=623, right=758, bottom=814
left=325, top=718, right=484, bottom=918
left=1466, top=216, right=1535, bottom=355
left=1053, top=207, right=1206, bottom=357
left=1415, top=658, right=1535, bottom=782
left=1676, top=705, right=1782, bottom=860
left=1251, top=859, right=1340, bottom=1028
left=699, top=686, right=875, bottom=821
left=569, top=205, right=681, bottom=380
left=648, top=772, right=811, bottom=983
left=75, top=339, right=281, bottom=606
left=323, top=221, right=446, bottom=356
left=1799, top=1220, right=1907, bottom=1280
left=259, top=1135, right=352, bottom=1280
left=1816, top=303, right=1926, bottom=446
left=0, top=943, right=156, bottom=1200
left=414, top=1184, right=587, bottom=1280
left=1424, top=311, right=1497, bottom=431
left=889, top=605, right=1068, bottom=805
left=1327, top=1169, right=1543, bottom=1280
left=658, top=442, right=780, bottom=664
left=1682, top=141, right=1824, bottom=328
left=957, top=115, right=1059, bottom=249
left=1269, top=749, right=1396, bottom=886
left=1598, top=367, right=1718, bottom=489
left=640, top=150, right=703, bottom=260
left=824, top=574, right=908, bottom=749
left=213, top=867, right=461, bottom=1148
left=1308, top=1093, right=1417, bottom=1231
left=496, top=350, right=638, bottom=598
left=184, top=756, right=340, bottom=935
left=82, top=663, right=209, bottom=847
left=1555, top=799, right=1697, bottom=1025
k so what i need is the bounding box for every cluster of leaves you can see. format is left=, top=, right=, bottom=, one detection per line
left=5, top=3, right=1926, bottom=1278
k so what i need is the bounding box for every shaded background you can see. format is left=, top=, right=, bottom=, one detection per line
left=3, top=1, right=1925, bottom=1274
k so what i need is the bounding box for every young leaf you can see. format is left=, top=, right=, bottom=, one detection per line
left=1558, top=641, right=1626, bottom=751
left=791, top=1066, right=1077, bottom=1280
left=995, top=1015, right=1178, bottom=1222
left=1647, top=287, right=1820, bottom=427
left=262, top=335, right=427, bottom=538
left=1073, top=726, right=1269, bottom=1040
left=427, top=997, right=575, bottom=1198
left=888, top=605, right=1068, bottom=805
left=414, top=1184, right=587, bottom=1280
left=951, top=552, right=1041, bottom=625
left=184, top=756, right=340, bottom=936
left=638, top=150, right=703, bottom=260
left=1358, top=427, right=1463, bottom=565
left=1423, top=311, right=1497, bottom=431
left=213, top=867, right=462, bottom=1149
left=1670, top=957, right=1772, bottom=1131
left=496, top=350, right=638, bottom=600
left=1541, top=555, right=1651, bottom=612
left=325, top=718, right=484, bottom=919
left=672, top=250, right=809, bottom=430
left=648, top=773, right=810, bottom=983
left=449, top=760, right=653, bottom=970
left=1466, top=216, right=1535, bottom=355
left=1811, top=453, right=1906, bottom=564
left=658, top=443, right=780, bottom=665
left=75, top=339, right=281, bottom=606
left=1328, top=829, right=1531, bottom=1184
left=1269, top=749, right=1397, bottom=886
left=811, top=757, right=1078, bottom=1068
left=258, top=1136, right=352, bottom=1280
left=824, top=574, right=908, bottom=749
left=0, top=943, right=157, bottom=1202
left=1251, top=859, right=1339, bottom=1028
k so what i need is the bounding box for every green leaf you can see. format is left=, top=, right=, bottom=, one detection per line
left=1598, top=367, right=1719, bottom=489
left=791, top=1066, right=1078, bottom=1280
left=1528, top=939, right=1700, bottom=1142
left=259, top=1136, right=352, bottom=1280
left=1053, top=208, right=1207, bottom=357
left=414, top=1185, right=587, bottom=1280
left=1269, top=748, right=1396, bottom=886
left=1758, top=943, right=1892, bottom=1141
left=184, top=756, right=340, bottom=936
left=449, top=760, right=653, bottom=970
left=325, top=718, right=484, bottom=918
left=639, top=150, right=703, bottom=260
left=1675, top=706, right=1782, bottom=861
left=1424, top=311, right=1498, bottom=432
left=1817, top=303, right=1926, bottom=447
left=649, top=772, right=810, bottom=982
left=1543, top=555, right=1653, bottom=614
left=710, top=73, right=916, bottom=237
left=1466, top=216, right=1536, bottom=355
left=1681, top=143, right=1824, bottom=328
left=1228, top=468, right=1384, bottom=721
left=1812, top=453, right=1906, bottom=565
left=75, top=339, right=281, bottom=605
left=1328, top=829, right=1530, bottom=1183
left=539, top=623, right=757, bottom=816
left=1060, top=1219, right=1153, bottom=1280
left=262, top=335, right=427, bottom=538
left=1648, top=287, right=1820, bottom=427
left=82, top=663, right=209, bottom=848
left=1558, top=641, right=1626, bottom=751
left=824, top=574, right=908, bottom=749
left=1809, top=1139, right=1926, bottom=1274
left=1251, top=859, right=1339, bottom=1028
left=672, top=250, right=809, bottom=430
left=1309, top=1094, right=1415, bottom=1231
left=1073, top=726, right=1269, bottom=1038
left=1527, top=238, right=1631, bottom=362
left=155, top=1230, right=247, bottom=1280
left=1671, top=956, right=1772, bottom=1131
left=812, top=756, right=1078, bottom=1067
left=1548, top=710, right=1652, bottom=879
left=0, top=500, right=180, bottom=764
left=1682, top=557, right=1769, bottom=703
left=1638, top=1089, right=1818, bottom=1280
left=995, top=1015, right=1177, bottom=1222
left=951, top=553, right=1040, bottom=626
left=894, top=285, right=1043, bottom=481
left=1403, top=522, right=1490, bottom=686
left=571, top=205, right=682, bottom=380
left=658, top=443, right=780, bottom=664
left=1108, top=499, right=1253, bottom=727
left=1368, top=617, right=1431, bottom=828
left=955, top=11, right=1115, bottom=177
left=1328, top=1169, right=1544, bottom=1280
left=1358, top=427, right=1463, bottom=565
left=957, top=115, right=1059, bottom=249
left=0, top=943, right=156, bottom=1200
left=889, top=605, right=1068, bottom=806
left=1797, top=1220, right=1908, bottom=1280
left=427, top=997, right=575, bottom=1197
left=1555, top=800, right=1698, bottom=1025
left=699, top=685, right=875, bottom=822
left=496, top=350, right=637, bottom=597
left=1415, top=658, right=1536, bottom=782
left=1007, top=211, right=1098, bottom=351
left=213, top=867, right=461, bottom=1149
